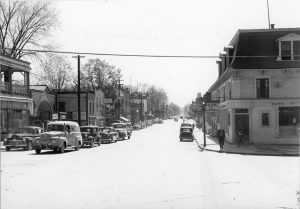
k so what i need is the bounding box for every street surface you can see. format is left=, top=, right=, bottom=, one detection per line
left=1, top=120, right=299, bottom=209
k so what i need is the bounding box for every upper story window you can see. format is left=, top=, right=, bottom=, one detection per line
left=256, top=78, right=269, bottom=99
left=277, top=33, right=300, bottom=61
left=58, top=102, right=65, bottom=112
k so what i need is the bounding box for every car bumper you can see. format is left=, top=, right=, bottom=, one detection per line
left=4, top=141, right=27, bottom=148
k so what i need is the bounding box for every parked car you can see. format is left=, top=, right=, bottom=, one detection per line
left=179, top=126, right=194, bottom=142
left=126, top=123, right=133, bottom=137
left=133, top=124, right=141, bottom=130
left=4, top=126, right=43, bottom=151
left=32, top=121, right=83, bottom=154
left=99, top=127, right=118, bottom=143
left=80, top=126, right=102, bottom=148
left=112, top=123, right=130, bottom=140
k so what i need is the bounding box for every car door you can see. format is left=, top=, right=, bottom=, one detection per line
left=64, top=124, right=73, bottom=146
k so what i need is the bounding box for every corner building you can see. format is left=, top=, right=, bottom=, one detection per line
left=208, top=28, right=300, bottom=144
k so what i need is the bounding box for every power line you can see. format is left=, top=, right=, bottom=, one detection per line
left=8, top=48, right=280, bottom=59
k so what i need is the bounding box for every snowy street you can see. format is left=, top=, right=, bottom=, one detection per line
left=1, top=120, right=299, bottom=209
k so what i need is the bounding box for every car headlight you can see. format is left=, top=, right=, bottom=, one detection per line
left=23, top=138, right=26, bottom=141
left=4, top=138, right=7, bottom=142
left=36, top=140, right=40, bottom=144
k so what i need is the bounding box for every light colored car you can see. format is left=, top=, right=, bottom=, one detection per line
left=32, top=121, right=83, bottom=154
left=112, top=123, right=130, bottom=140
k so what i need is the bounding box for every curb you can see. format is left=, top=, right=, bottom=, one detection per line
left=195, top=139, right=300, bottom=157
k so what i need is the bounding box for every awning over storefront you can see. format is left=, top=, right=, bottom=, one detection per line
left=120, top=116, right=130, bottom=122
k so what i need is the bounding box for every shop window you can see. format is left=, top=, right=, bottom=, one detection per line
left=279, top=106, right=300, bottom=137
left=279, top=107, right=300, bottom=126
left=256, top=78, right=269, bottom=98
left=261, top=113, right=270, bottom=126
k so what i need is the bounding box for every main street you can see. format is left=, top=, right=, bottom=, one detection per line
left=1, top=120, right=299, bottom=209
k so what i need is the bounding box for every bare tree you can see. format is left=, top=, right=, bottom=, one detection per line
left=75, top=58, right=122, bottom=99
left=0, top=0, right=58, bottom=59
left=38, top=54, right=73, bottom=90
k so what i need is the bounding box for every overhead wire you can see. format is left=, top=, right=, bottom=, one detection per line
left=10, top=48, right=280, bottom=59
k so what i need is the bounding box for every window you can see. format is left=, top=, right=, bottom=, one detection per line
left=256, top=78, right=269, bottom=98
left=261, top=113, right=270, bottom=126
left=294, top=41, right=300, bottom=60
left=58, top=102, right=65, bottom=112
left=279, top=107, right=300, bottom=126
left=281, top=41, right=292, bottom=60
left=278, top=38, right=300, bottom=60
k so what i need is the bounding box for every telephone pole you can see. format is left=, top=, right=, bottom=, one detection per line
left=72, top=55, right=85, bottom=126
left=117, top=79, right=123, bottom=119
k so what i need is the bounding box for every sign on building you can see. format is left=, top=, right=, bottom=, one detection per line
left=205, top=102, right=219, bottom=112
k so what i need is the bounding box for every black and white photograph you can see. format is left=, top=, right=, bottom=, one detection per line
left=1, top=0, right=300, bottom=208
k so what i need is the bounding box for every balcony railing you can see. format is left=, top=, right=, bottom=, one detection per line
left=0, top=82, right=30, bottom=97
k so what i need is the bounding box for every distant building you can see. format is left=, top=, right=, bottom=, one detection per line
left=0, top=55, right=33, bottom=136
left=55, top=90, right=105, bottom=126
left=207, top=28, right=300, bottom=144
left=30, top=85, right=55, bottom=128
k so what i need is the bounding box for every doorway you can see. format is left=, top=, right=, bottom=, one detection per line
left=235, top=114, right=249, bottom=143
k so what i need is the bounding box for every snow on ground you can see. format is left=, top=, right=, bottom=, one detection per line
left=1, top=120, right=299, bottom=209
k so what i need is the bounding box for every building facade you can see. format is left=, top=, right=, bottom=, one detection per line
left=30, top=85, right=55, bottom=128
left=0, top=55, right=33, bottom=137
left=208, top=28, right=300, bottom=144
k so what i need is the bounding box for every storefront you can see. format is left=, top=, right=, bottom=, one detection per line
left=0, top=98, right=33, bottom=134
left=218, top=99, right=300, bottom=144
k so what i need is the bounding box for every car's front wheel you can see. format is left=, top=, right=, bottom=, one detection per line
left=27, top=141, right=32, bottom=150
left=90, top=141, right=94, bottom=148
left=59, top=145, right=65, bottom=153
left=35, top=149, right=41, bottom=154
left=6, top=146, right=10, bottom=151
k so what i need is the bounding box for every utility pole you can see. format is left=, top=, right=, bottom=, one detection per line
left=140, top=92, right=143, bottom=122
left=116, top=79, right=123, bottom=119
left=202, top=102, right=206, bottom=147
left=267, top=0, right=271, bottom=29
left=72, top=55, right=84, bottom=126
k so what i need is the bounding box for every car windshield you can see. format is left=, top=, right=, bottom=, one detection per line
left=46, top=124, right=64, bottom=132
left=113, top=124, right=124, bottom=128
left=181, top=128, right=192, bottom=133
left=15, top=128, right=34, bottom=134
left=80, top=127, right=93, bottom=133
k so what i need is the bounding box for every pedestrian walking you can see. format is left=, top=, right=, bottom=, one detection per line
left=217, top=127, right=225, bottom=151
left=237, top=130, right=243, bottom=146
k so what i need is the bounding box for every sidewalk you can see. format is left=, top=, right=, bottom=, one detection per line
left=193, top=128, right=300, bottom=156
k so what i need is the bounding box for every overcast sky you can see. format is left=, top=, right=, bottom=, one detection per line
left=33, top=0, right=300, bottom=107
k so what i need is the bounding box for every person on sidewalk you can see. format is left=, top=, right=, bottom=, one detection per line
left=217, top=127, right=225, bottom=151
left=237, top=130, right=243, bottom=147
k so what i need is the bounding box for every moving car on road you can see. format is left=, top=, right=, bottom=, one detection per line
left=80, top=126, right=102, bottom=148
left=179, top=126, right=194, bottom=142
left=32, top=121, right=83, bottom=154
left=4, top=126, right=43, bottom=151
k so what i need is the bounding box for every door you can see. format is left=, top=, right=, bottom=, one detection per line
left=235, top=115, right=249, bottom=142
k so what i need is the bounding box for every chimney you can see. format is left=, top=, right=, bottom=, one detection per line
left=270, top=24, right=275, bottom=29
